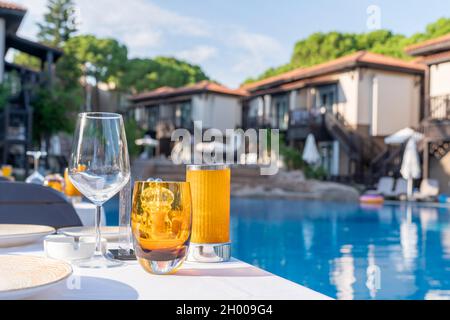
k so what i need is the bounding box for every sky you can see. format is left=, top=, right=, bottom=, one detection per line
left=12, top=0, right=450, bottom=88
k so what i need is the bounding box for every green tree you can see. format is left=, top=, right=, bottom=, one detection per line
left=119, top=57, right=209, bottom=94
left=409, top=17, right=450, bottom=43
left=12, top=53, right=41, bottom=71
left=31, top=46, right=83, bottom=143
left=30, top=0, right=82, bottom=145
left=245, top=18, right=450, bottom=84
left=37, top=0, right=78, bottom=47
left=65, top=35, right=128, bottom=88
left=124, top=118, right=144, bottom=157
left=32, top=84, right=82, bottom=142
left=62, top=35, right=128, bottom=113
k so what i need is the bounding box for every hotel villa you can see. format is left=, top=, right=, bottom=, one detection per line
left=129, top=50, right=449, bottom=194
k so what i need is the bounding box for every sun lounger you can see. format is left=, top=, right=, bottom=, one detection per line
left=413, top=179, right=440, bottom=201
left=385, top=178, right=408, bottom=199
left=366, top=177, right=395, bottom=196
left=0, top=182, right=83, bottom=228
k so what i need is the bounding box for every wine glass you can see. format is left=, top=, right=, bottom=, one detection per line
left=25, top=151, right=47, bottom=184
left=69, top=112, right=130, bottom=268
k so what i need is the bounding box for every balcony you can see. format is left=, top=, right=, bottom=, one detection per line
left=243, top=116, right=288, bottom=131
left=429, top=94, right=450, bottom=119
left=288, top=109, right=327, bottom=141
left=423, top=95, right=450, bottom=140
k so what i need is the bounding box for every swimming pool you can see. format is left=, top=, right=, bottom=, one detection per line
left=104, top=197, right=450, bottom=300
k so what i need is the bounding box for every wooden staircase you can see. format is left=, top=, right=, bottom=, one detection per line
left=418, top=94, right=450, bottom=161
left=131, top=160, right=271, bottom=185
left=324, top=112, right=387, bottom=183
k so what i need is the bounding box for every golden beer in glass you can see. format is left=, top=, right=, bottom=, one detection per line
left=131, top=181, right=192, bottom=275
left=44, top=174, right=64, bottom=192
left=186, top=164, right=231, bottom=262
left=1, top=165, right=13, bottom=177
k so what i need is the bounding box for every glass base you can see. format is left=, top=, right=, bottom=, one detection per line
left=187, top=242, right=231, bottom=263
left=74, top=252, right=123, bottom=269
left=137, top=256, right=186, bottom=275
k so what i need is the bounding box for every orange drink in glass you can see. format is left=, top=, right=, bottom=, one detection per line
left=44, top=174, right=64, bottom=192
left=186, top=164, right=231, bottom=262
left=131, top=181, right=192, bottom=274
left=1, top=165, right=13, bottom=177
left=64, top=168, right=82, bottom=197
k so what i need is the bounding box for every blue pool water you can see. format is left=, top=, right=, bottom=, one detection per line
left=104, top=197, right=450, bottom=300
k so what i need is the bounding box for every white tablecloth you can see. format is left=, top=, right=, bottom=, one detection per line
left=73, top=202, right=106, bottom=227
left=0, top=243, right=331, bottom=300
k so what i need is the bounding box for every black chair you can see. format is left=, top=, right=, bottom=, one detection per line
left=0, top=182, right=83, bottom=228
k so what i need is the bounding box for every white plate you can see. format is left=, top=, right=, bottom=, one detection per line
left=58, top=226, right=124, bottom=241
left=0, top=225, right=56, bottom=248
left=0, top=255, right=73, bottom=300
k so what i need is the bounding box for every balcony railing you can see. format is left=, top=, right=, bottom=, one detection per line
left=429, top=94, right=450, bottom=119
left=244, top=116, right=266, bottom=129
left=289, top=109, right=322, bottom=127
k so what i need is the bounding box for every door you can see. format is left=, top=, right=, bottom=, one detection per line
left=272, top=94, right=289, bottom=130
left=315, top=84, right=338, bottom=113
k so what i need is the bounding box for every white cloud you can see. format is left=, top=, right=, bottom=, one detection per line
left=228, top=29, right=285, bottom=76
left=11, top=0, right=288, bottom=87
left=75, top=0, right=210, bottom=56
left=176, top=45, right=218, bottom=64
left=15, top=0, right=211, bottom=56
left=13, top=0, right=47, bottom=38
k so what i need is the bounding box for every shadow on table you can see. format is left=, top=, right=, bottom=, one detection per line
left=38, top=276, right=139, bottom=300
left=175, top=266, right=272, bottom=277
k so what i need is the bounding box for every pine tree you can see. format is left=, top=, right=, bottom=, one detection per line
left=37, top=0, right=78, bottom=47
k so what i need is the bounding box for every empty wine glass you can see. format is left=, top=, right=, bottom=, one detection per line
left=25, top=151, right=47, bottom=184
left=69, top=112, right=130, bottom=268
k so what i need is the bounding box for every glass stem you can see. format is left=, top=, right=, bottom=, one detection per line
left=34, top=156, right=39, bottom=172
left=95, top=205, right=103, bottom=254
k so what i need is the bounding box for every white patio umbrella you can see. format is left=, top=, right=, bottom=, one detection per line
left=400, top=138, right=422, bottom=199
left=385, top=127, right=424, bottom=145
left=135, top=136, right=159, bottom=147
left=195, top=141, right=225, bottom=154
left=302, top=134, right=321, bottom=166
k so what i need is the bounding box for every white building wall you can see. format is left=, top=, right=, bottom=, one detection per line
left=264, top=94, right=271, bottom=119
left=356, top=69, right=374, bottom=127
left=297, top=89, right=308, bottom=109
left=289, top=90, right=297, bottom=111
left=192, top=94, right=242, bottom=131
left=192, top=95, right=207, bottom=123
left=367, top=70, right=420, bottom=136
left=335, top=70, right=359, bottom=127
left=430, top=61, right=450, bottom=97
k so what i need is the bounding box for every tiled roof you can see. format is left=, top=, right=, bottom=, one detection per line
left=241, top=51, right=426, bottom=92
left=405, top=33, right=450, bottom=56
left=0, top=1, right=26, bottom=11
left=412, top=51, right=450, bottom=65
left=131, top=80, right=248, bottom=102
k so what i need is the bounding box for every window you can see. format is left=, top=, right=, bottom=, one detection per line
left=315, top=84, right=337, bottom=112
left=175, top=101, right=192, bottom=128
left=147, top=107, right=160, bottom=130
left=272, top=95, right=289, bottom=130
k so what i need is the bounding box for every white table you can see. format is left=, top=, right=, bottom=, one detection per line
left=1, top=243, right=331, bottom=300
left=73, top=202, right=106, bottom=226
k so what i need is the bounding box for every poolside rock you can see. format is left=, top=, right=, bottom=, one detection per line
left=231, top=170, right=360, bottom=202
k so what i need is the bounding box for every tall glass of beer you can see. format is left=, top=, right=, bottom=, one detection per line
left=186, top=164, right=231, bottom=262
